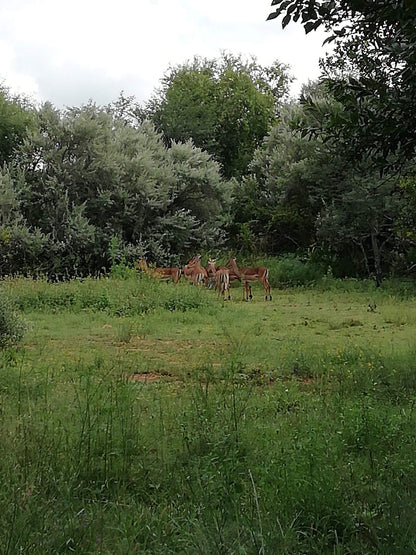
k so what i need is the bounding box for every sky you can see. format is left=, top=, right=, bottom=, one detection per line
left=0, top=0, right=328, bottom=109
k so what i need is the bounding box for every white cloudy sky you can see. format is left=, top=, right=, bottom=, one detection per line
left=0, top=0, right=328, bottom=108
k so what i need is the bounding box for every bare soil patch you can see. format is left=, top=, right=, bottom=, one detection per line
left=128, top=372, right=174, bottom=383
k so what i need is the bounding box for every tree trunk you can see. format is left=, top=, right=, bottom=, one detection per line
left=371, top=230, right=382, bottom=287
left=357, top=240, right=371, bottom=278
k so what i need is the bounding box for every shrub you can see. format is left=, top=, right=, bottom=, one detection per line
left=0, top=291, right=26, bottom=348
left=109, top=262, right=138, bottom=280
left=274, top=254, right=323, bottom=286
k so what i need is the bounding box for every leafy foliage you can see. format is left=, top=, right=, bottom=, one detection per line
left=232, top=85, right=410, bottom=282
left=231, top=102, right=320, bottom=254
left=3, top=102, right=231, bottom=276
left=148, top=53, right=291, bottom=178
left=0, top=85, right=34, bottom=165
left=268, top=0, right=416, bottom=168
left=1, top=40, right=416, bottom=281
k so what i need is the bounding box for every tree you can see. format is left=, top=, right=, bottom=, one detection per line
left=315, top=169, right=401, bottom=284
left=232, top=84, right=409, bottom=282
left=267, top=1, right=416, bottom=169
left=0, top=85, right=34, bottom=166
left=394, top=168, right=416, bottom=274
left=230, top=103, right=318, bottom=254
left=0, top=166, right=50, bottom=276
left=148, top=53, right=291, bottom=178
left=7, top=102, right=231, bottom=276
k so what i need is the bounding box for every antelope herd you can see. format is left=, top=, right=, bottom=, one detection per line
left=137, top=255, right=272, bottom=301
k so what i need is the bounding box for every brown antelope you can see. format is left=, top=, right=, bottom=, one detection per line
left=137, top=258, right=182, bottom=283
left=207, top=258, right=231, bottom=300
left=183, top=255, right=200, bottom=282
left=204, top=262, right=216, bottom=290
left=183, top=255, right=208, bottom=286
left=225, top=257, right=272, bottom=301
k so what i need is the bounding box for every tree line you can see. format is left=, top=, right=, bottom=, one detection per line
left=1, top=3, right=415, bottom=283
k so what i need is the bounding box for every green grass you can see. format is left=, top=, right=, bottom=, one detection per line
left=0, top=275, right=416, bottom=553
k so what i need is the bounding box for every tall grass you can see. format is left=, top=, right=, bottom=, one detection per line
left=2, top=274, right=215, bottom=315
left=0, top=275, right=416, bottom=552
left=0, top=290, right=26, bottom=348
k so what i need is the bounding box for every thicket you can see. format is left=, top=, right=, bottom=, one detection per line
left=0, top=98, right=233, bottom=278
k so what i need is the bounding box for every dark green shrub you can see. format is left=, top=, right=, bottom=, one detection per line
left=274, top=254, right=323, bottom=286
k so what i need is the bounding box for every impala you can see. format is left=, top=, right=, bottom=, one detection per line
left=225, top=257, right=272, bottom=301
left=183, top=255, right=208, bottom=286
left=183, top=254, right=200, bottom=282
left=137, top=258, right=182, bottom=283
left=207, top=258, right=231, bottom=300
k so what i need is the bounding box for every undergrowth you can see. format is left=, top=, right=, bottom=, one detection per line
left=1, top=275, right=214, bottom=315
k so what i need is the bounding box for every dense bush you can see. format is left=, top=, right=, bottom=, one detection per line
left=273, top=254, right=324, bottom=286
left=3, top=105, right=231, bottom=278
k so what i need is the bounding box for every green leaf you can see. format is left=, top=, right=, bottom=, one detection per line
left=304, top=21, right=316, bottom=34
left=282, top=13, right=292, bottom=28
left=266, top=11, right=279, bottom=21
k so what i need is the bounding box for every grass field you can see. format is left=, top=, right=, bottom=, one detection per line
left=1, top=274, right=416, bottom=553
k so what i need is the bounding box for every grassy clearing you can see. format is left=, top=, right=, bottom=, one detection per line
left=1, top=275, right=416, bottom=553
